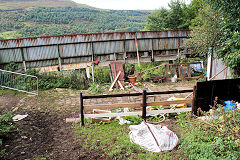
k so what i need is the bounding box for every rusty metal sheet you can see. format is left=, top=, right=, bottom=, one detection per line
left=0, top=30, right=190, bottom=49
left=75, top=43, right=92, bottom=56
left=0, top=49, right=22, bottom=63
left=0, top=30, right=191, bottom=70
left=26, top=60, right=58, bottom=68
left=93, top=41, right=124, bottom=55
left=62, top=57, right=92, bottom=64
left=24, top=46, right=58, bottom=61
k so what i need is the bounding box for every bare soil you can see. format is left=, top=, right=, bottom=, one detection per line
left=0, top=81, right=196, bottom=160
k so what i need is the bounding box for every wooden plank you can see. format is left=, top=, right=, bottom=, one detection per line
left=109, top=64, right=113, bottom=83
left=84, top=108, right=192, bottom=118
left=84, top=99, right=192, bottom=111
left=85, top=102, right=142, bottom=111
left=83, top=89, right=193, bottom=99
left=147, top=99, right=192, bottom=106
left=117, top=80, right=124, bottom=90
left=109, top=71, right=121, bottom=91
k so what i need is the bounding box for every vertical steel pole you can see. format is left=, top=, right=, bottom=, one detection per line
left=142, top=89, right=147, bottom=120
left=80, top=92, right=84, bottom=126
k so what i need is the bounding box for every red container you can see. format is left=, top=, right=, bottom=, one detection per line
left=128, top=75, right=137, bottom=84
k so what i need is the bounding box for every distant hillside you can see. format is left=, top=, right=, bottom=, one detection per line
left=0, top=0, right=151, bottom=39
left=0, top=0, right=91, bottom=10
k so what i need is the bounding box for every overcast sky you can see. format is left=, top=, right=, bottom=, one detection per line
left=72, top=0, right=191, bottom=10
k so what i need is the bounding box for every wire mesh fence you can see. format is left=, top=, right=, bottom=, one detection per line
left=0, top=69, right=38, bottom=95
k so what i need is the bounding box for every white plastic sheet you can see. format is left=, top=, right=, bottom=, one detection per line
left=129, top=121, right=179, bottom=152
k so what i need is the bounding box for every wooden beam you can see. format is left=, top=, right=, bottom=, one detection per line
left=83, top=108, right=192, bottom=118
left=84, top=99, right=192, bottom=111
left=80, top=92, right=84, bottom=126
left=134, top=34, right=142, bottom=81
left=20, top=48, right=27, bottom=72
left=142, top=90, right=147, bottom=120
left=147, top=99, right=192, bottom=106
left=83, top=89, right=193, bottom=99
left=109, top=71, right=121, bottom=91
left=84, top=102, right=142, bottom=111
left=57, top=44, right=62, bottom=71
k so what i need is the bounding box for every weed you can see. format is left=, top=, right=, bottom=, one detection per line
left=177, top=109, right=240, bottom=159
left=88, top=82, right=103, bottom=94
left=0, top=110, right=16, bottom=158
left=74, top=120, right=173, bottom=159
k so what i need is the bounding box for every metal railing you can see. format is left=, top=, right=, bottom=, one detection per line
left=0, top=69, right=38, bottom=95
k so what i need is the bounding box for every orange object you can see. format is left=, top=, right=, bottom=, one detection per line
left=128, top=74, right=137, bottom=84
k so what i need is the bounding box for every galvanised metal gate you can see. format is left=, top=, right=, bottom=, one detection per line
left=0, top=69, right=38, bottom=95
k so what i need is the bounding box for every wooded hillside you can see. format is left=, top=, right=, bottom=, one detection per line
left=0, top=0, right=151, bottom=39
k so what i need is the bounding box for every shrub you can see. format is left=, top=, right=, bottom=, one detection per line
left=26, top=69, right=88, bottom=90
left=0, top=110, right=16, bottom=158
left=177, top=109, right=240, bottom=159
left=88, top=82, right=102, bottom=94
left=93, top=66, right=111, bottom=84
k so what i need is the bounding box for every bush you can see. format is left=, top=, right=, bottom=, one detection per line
left=93, top=66, right=111, bottom=84
left=177, top=109, right=240, bottom=159
left=26, top=69, right=88, bottom=90
left=0, top=110, right=16, bottom=158
left=88, top=82, right=102, bottom=94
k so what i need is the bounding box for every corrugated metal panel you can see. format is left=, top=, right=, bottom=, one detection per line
left=93, top=41, right=124, bottom=55
left=211, top=53, right=231, bottom=80
left=0, top=30, right=191, bottom=68
left=125, top=40, right=136, bottom=52
left=63, top=57, right=91, bottom=64
left=60, top=44, right=76, bottom=58
left=0, top=49, right=22, bottom=63
left=75, top=43, right=92, bottom=56
left=24, top=46, right=58, bottom=61
left=137, top=39, right=152, bottom=51
left=26, top=60, right=58, bottom=68
left=0, top=30, right=190, bottom=49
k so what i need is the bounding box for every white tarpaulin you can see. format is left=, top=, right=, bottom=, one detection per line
left=129, top=121, right=179, bottom=152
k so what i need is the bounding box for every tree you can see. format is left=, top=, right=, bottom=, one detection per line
left=145, top=0, right=199, bottom=31
left=184, top=4, right=222, bottom=58
left=206, top=0, right=240, bottom=75
left=144, top=8, right=169, bottom=31
left=185, top=0, right=240, bottom=75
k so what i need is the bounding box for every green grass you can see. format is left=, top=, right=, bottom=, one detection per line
left=0, top=31, right=22, bottom=39
left=0, top=88, right=28, bottom=97
left=74, top=120, right=173, bottom=159
left=177, top=110, right=240, bottom=159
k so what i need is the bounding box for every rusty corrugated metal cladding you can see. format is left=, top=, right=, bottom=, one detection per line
left=0, top=30, right=190, bottom=68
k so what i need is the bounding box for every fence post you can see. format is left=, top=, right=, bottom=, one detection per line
left=142, top=89, right=147, bottom=120
left=80, top=92, right=84, bottom=126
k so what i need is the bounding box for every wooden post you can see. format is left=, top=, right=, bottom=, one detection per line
left=192, top=85, right=197, bottom=116
left=80, top=92, right=84, bottom=126
left=91, top=42, right=95, bottom=82
left=142, top=89, right=147, bottom=120
left=57, top=44, right=62, bottom=71
left=151, top=39, right=154, bottom=62
left=134, top=34, right=142, bottom=81
left=20, top=48, right=27, bottom=72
